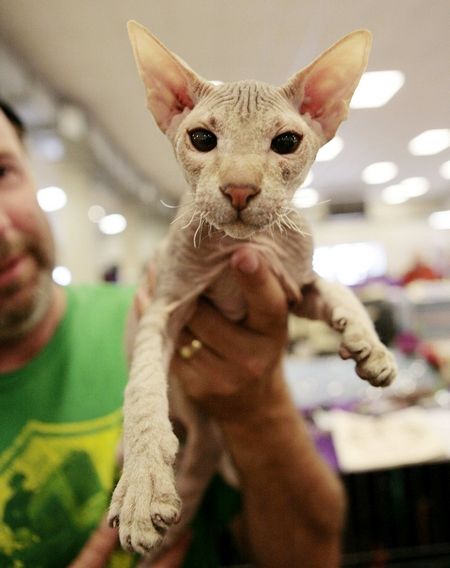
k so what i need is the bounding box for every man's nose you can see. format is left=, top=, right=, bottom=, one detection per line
left=220, top=184, right=260, bottom=211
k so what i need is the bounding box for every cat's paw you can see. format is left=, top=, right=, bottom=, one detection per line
left=108, top=438, right=181, bottom=554
left=352, top=343, right=397, bottom=387
left=333, top=307, right=397, bottom=387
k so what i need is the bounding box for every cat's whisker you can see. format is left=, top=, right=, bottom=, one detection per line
left=276, top=220, right=286, bottom=235
left=170, top=196, right=195, bottom=221
left=178, top=207, right=199, bottom=230
left=160, top=199, right=181, bottom=209
left=171, top=209, right=190, bottom=226
left=268, top=219, right=276, bottom=240
left=279, top=211, right=310, bottom=237
left=193, top=213, right=207, bottom=248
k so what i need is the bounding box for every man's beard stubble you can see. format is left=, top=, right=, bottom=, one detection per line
left=0, top=236, right=54, bottom=343
left=0, top=272, right=53, bottom=342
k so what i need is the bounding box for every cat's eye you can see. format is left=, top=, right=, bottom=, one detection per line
left=271, top=131, right=302, bottom=154
left=188, top=129, right=217, bottom=152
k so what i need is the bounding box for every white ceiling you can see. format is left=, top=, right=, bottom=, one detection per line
left=0, top=0, right=449, bottom=208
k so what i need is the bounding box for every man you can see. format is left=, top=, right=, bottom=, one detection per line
left=0, top=100, right=345, bottom=567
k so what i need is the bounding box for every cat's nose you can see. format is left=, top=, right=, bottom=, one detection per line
left=220, top=184, right=260, bottom=211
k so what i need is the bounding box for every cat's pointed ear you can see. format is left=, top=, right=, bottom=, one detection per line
left=281, top=30, right=371, bottom=142
left=127, top=21, right=211, bottom=133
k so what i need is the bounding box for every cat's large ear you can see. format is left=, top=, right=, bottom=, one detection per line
left=127, top=21, right=211, bottom=133
left=281, top=30, right=371, bottom=142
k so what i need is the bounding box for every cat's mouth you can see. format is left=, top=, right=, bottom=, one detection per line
left=201, top=207, right=270, bottom=239
left=220, top=217, right=264, bottom=239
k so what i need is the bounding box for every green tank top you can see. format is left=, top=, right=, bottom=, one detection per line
left=0, top=284, right=241, bottom=568
left=0, top=284, right=135, bottom=567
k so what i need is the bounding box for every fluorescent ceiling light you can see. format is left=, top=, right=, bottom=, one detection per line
left=381, top=185, right=409, bottom=204
left=57, top=104, right=88, bottom=141
left=350, top=70, right=405, bottom=109
left=88, top=204, right=106, bottom=223
left=37, top=186, right=67, bottom=212
left=98, top=213, right=127, bottom=235
left=400, top=177, right=430, bottom=197
left=362, top=161, right=398, bottom=184
left=33, top=132, right=66, bottom=161
left=52, top=266, right=72, bottom=286
left=293, top=187, right=319, bottom=208
left=316, top=136, right=343, bottom=162
left=429, top=210, right=450, bottom=230
left=408, top=129, right=450, bottom=156
left=381, top=177, right=430, bottom=204
left=313, top=242, right=386, bottom=286
left=439, top=160, right=450, bottom=180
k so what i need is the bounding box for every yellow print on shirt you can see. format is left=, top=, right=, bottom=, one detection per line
left=0, top=412, right=122, bottom=565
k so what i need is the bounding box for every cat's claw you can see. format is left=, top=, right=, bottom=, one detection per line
left=108, top=439, right=181, bottom=555
left=332, top=307, right=397, bottom=387
left=355, top=345, right=397, bottom=387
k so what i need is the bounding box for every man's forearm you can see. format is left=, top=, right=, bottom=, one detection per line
left=219, top=369, right=346, bottom=568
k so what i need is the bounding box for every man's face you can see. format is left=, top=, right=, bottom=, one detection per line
left=0, top=110, right=55, bottom=341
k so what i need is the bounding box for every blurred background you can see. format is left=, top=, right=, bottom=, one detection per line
left=1, top=1, right=450, bottom=566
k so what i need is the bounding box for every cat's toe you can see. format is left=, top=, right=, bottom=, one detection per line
left=356, top=347, right=397, bottom=387
left=331, top=307, right=348, bottom=332
left=109, top=460, right=181, bottom=554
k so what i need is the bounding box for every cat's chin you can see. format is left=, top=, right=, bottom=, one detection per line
left=219, top=221, right=261, bottom=240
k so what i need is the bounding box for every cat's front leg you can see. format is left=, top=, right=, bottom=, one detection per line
left=296, top=278, right=397, bottom=387
left=108, top=300, right=181, bottom=555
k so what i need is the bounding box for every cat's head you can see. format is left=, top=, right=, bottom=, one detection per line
left=128, top=22, right=371, bottom=239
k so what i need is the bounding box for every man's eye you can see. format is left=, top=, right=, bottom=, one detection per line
left=188, top=129, right=217, bottom=152
left=270, top=132, right=302, bottom=154
left=0, top=166, right=10, bottom=178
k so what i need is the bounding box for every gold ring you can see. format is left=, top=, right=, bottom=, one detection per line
left=179, top=339, right=203, bottom=360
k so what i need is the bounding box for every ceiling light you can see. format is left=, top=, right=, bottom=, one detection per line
left=57, top=104, right=88, bottom=141
left=381, top=177, right=430, bottom=204
left=381, top=184, right=409, bottom=204
left=88, top=204, right=106, bottom=223
left=400, top=177, right=430, bottom=197
left=316, top=136, right=343, bottom=162
left=37, top=186, right=67, bottom=212
left=98, top=213, right=127, bottom=235
left=408, top=129, right=450, bottom=156
left=292, top=187, right=319, bottom=208
left=439, top=160, right=450, bottom=180
left=33, top=132, right=66, bottom=161
left=429, top=210, right=450, bottom=230
left=362, top=161, right=398, bottom=184
left=52, top=266, right=72, bottom=286
left=350, top=70, right=405, bottom=109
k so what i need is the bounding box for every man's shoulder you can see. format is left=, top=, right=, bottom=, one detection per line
left=68, top=283, right=135, bottom=308
left=64, top=283, right=135, bottom=334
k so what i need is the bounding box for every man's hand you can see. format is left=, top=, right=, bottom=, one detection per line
left=171, top=247, right=289, bottom=420
left=68, top=515, right=119, bottom=568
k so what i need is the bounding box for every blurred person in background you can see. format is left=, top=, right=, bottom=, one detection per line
left=0, top=99, right=345, bottom=568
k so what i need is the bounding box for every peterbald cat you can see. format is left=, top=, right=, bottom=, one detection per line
left=108, top=21, right=397, bottom=556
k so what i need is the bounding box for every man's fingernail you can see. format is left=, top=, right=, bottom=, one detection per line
left=236, top=253, right=259, bottom=274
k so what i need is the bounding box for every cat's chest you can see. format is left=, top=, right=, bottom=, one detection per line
left=161, top=227, right=316, bottom=323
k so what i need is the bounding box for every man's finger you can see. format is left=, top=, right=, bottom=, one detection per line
left=68, top=515, right=118, bottom=568
left=149, top=531, right=192, bottom=568
left=230, top=247, right=287, bottom=332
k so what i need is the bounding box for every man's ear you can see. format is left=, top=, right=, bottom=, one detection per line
left=281, top=30, right=372, bottom=142
left=127, top=21, right=212, bottom=133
